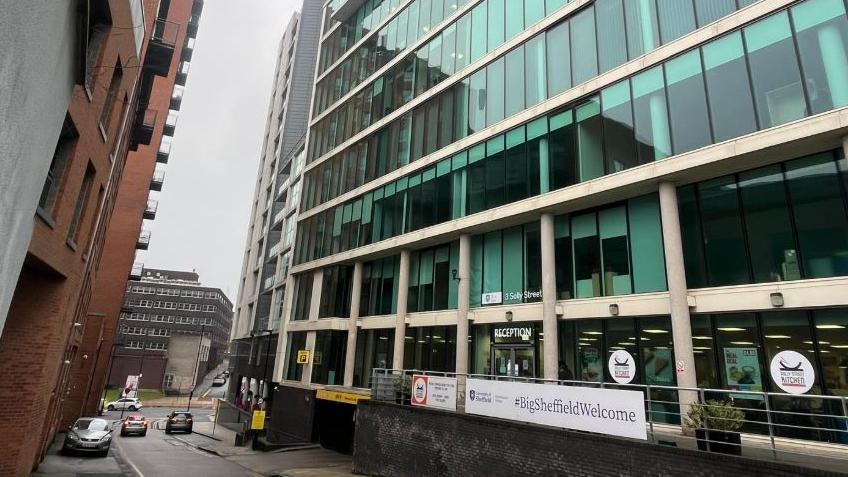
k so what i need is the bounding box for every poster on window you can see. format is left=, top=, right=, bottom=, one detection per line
left=723, top=347, right=763, bottom=393
left=122, top=375, right=140, bottom=398
left=643, top=348, right=674, bottom=385
left=580, top=348, right=603, bottom=382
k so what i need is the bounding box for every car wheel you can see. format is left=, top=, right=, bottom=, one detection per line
left=127, top=405, right=137, bottom=411
left=120, top=431, right=126, bottom=437
left=107, top=405, right=115, bottom=411
left=142, top=430, right=147, bottom=436
left=165, top=429, right=171, bottom=434
left=100, top=449, right=109, bottom=457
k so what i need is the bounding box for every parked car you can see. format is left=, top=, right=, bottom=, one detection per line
left=120, top=414, right=148, bottom=437
left=105, top=397, right=142, bottom=411
left=212, top=376, right=226, bottom=386
left=165, top=411, right=193, bottom=434
left=63, top=418, right=113, bottom=456
left=222, top=370, right=230, bottom=378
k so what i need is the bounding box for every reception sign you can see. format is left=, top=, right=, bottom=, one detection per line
left=465, top=379, right=647, bottom=440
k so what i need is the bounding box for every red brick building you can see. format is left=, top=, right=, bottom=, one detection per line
left=77, top=0, right=203, bottom=419
left=0, top=1, right=161, bottom=474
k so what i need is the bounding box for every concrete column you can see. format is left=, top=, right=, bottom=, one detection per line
left=343, top=262, right=364, bottom=387
left=392, top=250, right=411, bottom=370
left=307, top=269, right=323, bottom=322
left=540, top=214, right=559, bottom=380
left=272, top=274, right=296, bottom=382
left=843, top=135, right=848, bottom=159
left=658, top=182, right=698, bottom=414
left=301, top=331, right=317, bottom=385
left=455, top=234, right=471, bottom=375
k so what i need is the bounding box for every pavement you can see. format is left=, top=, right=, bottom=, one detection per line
left=35, top=405, right=358, bottom=477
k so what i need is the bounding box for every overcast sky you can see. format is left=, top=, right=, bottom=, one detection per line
left=143, top=0, right=298, bottom=301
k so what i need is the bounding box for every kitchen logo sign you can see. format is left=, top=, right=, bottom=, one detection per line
left=770, top=350, right=815, bottom=394
left=608, top=350, right=636, bottom=384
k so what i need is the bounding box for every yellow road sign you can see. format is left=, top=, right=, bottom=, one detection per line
left=296, top=350, right=310, bottom=364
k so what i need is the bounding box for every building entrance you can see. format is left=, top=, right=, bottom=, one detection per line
left=492, top=346, right=535, bottom=377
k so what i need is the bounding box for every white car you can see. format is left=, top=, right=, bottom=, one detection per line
left=105, top=397, right=143, bottom=411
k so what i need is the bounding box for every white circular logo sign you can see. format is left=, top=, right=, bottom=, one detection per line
left=770, top=350, right=815, bottom=395
left=608, top=350, right=636, bottom=384
left=412, top=376, right=428, bottom=403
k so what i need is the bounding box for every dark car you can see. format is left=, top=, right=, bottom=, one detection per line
left=62, top=418, right=113, bottom=456
left=120, top=414, right=148, bottom=437
left=165, top=411, right=193, bottom=434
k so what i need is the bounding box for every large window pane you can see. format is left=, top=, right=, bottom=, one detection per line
left=554, top=215, right=574, bottom=299
left=485, top=137, right=506, bottom=209
left=505, top=0, right=524, bottom=40
left=546, top=21, right=571, bottom=97
left=786, top=153, right=848, bottom=278
left=698, top=176, right=750, bottom=286
left=628, top=194, right=667, bottom=293
left=505, top=128, right=528, bottom=203
left=571, top=7, right=598, bottom=85
left=468, top=70, right=487, bottom=134
left=696, top=0, right=736, bottom=27
left=502, top=226, right=523, bottom=305
left=703, top=32, right=758, bottom=142
left=549, top=110, right=576, bottom=190
left=744, top=12, right=808, bottom=128
left=599, top=206, right=631, bottom=295
left=487, top=0, right=505, bottom=51
left=738, top=165, right=800, bottom=282
left=486, top=57, right=505, bottom=126
left=455, top=12, right=472, bottom=71
left=665, top=51, right=712, bottom=154
left=576, top=99, right=604, bottom=181
left=632, top=67, right=671, bottom=164
left=573, top=212, right=601, bottom=298
left=483, top=231, right=502, bottom=298
left=791, top=0, right=848, bottom=114
left=624, top=0, right=659, bottom=59
left=596, top=0, right=628, bottom=73
left=524, top=222, right=542, bottom=302
left=601, top=81, right=637, bottom=173
left=505, top=47, right=525, bottom=117
left=525, top=34, right=547, bottom=107
left=470, top=1, right=487, bottom=63
left=656, top=0, right=696, bottom=44
left=812, top=309, right=848, bottom=396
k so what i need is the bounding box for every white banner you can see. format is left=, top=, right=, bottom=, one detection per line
left=466, top=379, right=647, bottom=440
left=122, top=375, right=140, bottom=398
left=411, top=375, right=457, bottom=411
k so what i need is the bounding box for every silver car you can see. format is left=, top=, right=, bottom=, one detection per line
left=62, top=418, right=113, bottom=456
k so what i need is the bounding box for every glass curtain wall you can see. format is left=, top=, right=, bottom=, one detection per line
left=408, top=241, right=460, bottom=312
left=290, top=272, right=314, bottom=321
left=284, top=332, right=308, bottom=381
left=403, top=325, right=457, bottom=371
left=311, top=330, right=348, bottom=385
left=353, top=328, right=395, bottom=387
left=468, top=222, right=542, bottom=307
left=360, top=255, right=401, bottom=316
left=318, top=265, right=354, bottom=318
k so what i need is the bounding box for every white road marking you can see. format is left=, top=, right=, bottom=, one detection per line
left=114, top=438, right=145, bottom=477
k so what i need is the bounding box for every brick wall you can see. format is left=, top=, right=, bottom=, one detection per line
left=353, top=401, right=846, bottom=477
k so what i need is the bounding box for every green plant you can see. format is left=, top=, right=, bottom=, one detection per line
left=392, top=375, right=412, bottom=394
left=685, top=400, right=745, bottom=432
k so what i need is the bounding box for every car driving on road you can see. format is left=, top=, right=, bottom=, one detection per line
left=165, top=411, right=193, bottom=434
left=120, top=414, right=149, bottom=437
left=212, top=375, right=226, bottom=386
left=63, top=418, right=113, bottom=456
left=105, top=397, right=142, bottom=411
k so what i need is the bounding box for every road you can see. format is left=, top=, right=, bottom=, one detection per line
left=38, top=408, right=258, bottom=477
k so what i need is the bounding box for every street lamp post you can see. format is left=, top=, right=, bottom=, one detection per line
left=187, top=322, right=207, bottom=412
left=97, top=341, right=123, bottom=416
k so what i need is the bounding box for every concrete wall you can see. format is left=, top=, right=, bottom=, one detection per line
left=353, top=401, right=844, bottom=477
left=0, top=0, right=76, bottom=333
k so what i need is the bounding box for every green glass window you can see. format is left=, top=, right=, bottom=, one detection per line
left=546, top=21, right=571, bottom=97
left=698, top=176, right=750, bottom=286
left=470, top=1, right=487, bottom=63
left=786, top=153, right=848, bottom=278
left=656, top=0, right=696, bottom=44
left=441, top=24, right=456, bottom=77
left=596, top=0, right=628, bottom=73
left=353, top=329, right=394, bottom=388
left=483, top=231, right=502, bottom=298
left=525, top=0, right=546, bottom=26
left=549, top=110, right=576, bottom=190
left=525, top=34, right=547, bottom=107
left=664, top=51, right=712, bottom=155
left=454, top=79, right=470, bottom=141
left=738, top=165, right=800, bottom=282
left=311, top=330, right=347, bottom=385
left=696, top=0, right=737, bottom=27
left=601, top=81, right=637, bottom=173
left=703, top=32, right=758, bottom=142
left=554, top=215, right=574, bottom=299
left=285, top=332, right=307, bottom=381
left=628, top=194, right=667, bottom=293
left=470, top=234, right=484, bottom=306
left=572, top=212, right=600, bottom=298
left=455, top=12, right=472, bottom=71
left=546, top=0, right=565, bottom=15
left=744, top=12, right=808, bottom=128
left=502, top=226, right=524, bottom=305
left=487, top=0, right=505, bottom=51
left=505, top=0, right=524, bottom=40
left=632, top=67, right=671, bottom=163
left=486, top=57, right=505, bottom=126
left=468, top=69, right=487, bottom=134
left=571, top=7, right=598, bottom=85
left=505, top=127, right=528, bottom=203
left=624, top=0, right=659, bottom=59
left=791, top=0, right=848, bottom=114
left=485, top=136, right=506, bottom=209
left=524, top=222, right=542, bottom=302
left=576, top=99, right=604, bottom=181
left=505, top=47, right=526, bottom=117
left=599, top=206, right=631, bottom=296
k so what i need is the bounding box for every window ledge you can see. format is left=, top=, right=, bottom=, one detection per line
left=66, top=238, right=77, bottom=252
left=35, top=208, right=56, bottom=229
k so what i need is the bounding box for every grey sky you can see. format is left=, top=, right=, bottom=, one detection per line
left=143, top=0, right=298, bottom=301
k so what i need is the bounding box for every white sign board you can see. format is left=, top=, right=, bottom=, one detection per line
left=770, top=350, right=815, bottom=394
left=608, top=350, right=636, bottom=384
left=411, top=375, right=457, bottom=411
left=122, top=375, right=140, bottom=398
left=481, top=292, right=502, bottom=305
left=465, top=378, right=647, bottom=440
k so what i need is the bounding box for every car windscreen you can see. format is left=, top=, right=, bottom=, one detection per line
left=172, top=412, right=192, bottom=418
left=75, top=418, right=108, bottom=430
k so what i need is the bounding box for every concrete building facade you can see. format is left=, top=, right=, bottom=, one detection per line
left=229, top=0, right=322, bottom=413
left=0, top=1, right=151, bottom=473
left=268, top=0, right=848, bottom=449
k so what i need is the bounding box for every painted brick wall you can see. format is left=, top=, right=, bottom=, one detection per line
left=354, top=400, right=846, bottom=477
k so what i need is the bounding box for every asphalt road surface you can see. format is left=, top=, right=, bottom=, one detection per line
left=38, top=408, right=258, bottom=477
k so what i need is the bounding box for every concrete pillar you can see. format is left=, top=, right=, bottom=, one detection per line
left=540, top=214, right=558, bottom=380
left=455, top=234, right=471, bottom=375
left=392, top=250, right=411, bottom=370
left=272, top=274, right=296, bottom=382
left=843, top=135, right=848, bottom=158
left=307, top=270, right=323, bottom=322
left=343, top=262, right=363, bottom=387
left=658, top=182, right=698, bottom=415
left=301, top=331, right=316, bottom=385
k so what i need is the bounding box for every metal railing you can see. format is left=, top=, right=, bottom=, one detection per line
left=370, top=368, right=848, bottom=467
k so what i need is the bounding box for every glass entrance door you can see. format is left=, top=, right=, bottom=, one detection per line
left=492, top=346, right=535, bottom=377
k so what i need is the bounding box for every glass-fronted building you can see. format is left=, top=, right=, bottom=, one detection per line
left=275, top=0, right=848, bottom=426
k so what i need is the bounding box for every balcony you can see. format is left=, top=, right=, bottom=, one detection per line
left=130, top=109, right=157, bottom=148
left=170, top=85, right=184, bottom=110
left=129, top=262, right=144, bottom=280
left=175, top=61, right=190, bottom=86
left=143, top=200, right=158, bottom=220
left=146, top=19, right=179, bottom=77
left=137, top=230, right=151, bottom=250
left=187, top=13, right=200, bottom=37
left=163, top=110, right=178, bottom=136
left=150, top=170, right=165, bottom=191
left=181, top=37, right=195, bottom=62
left=157, top=139, right=171, bottom=164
